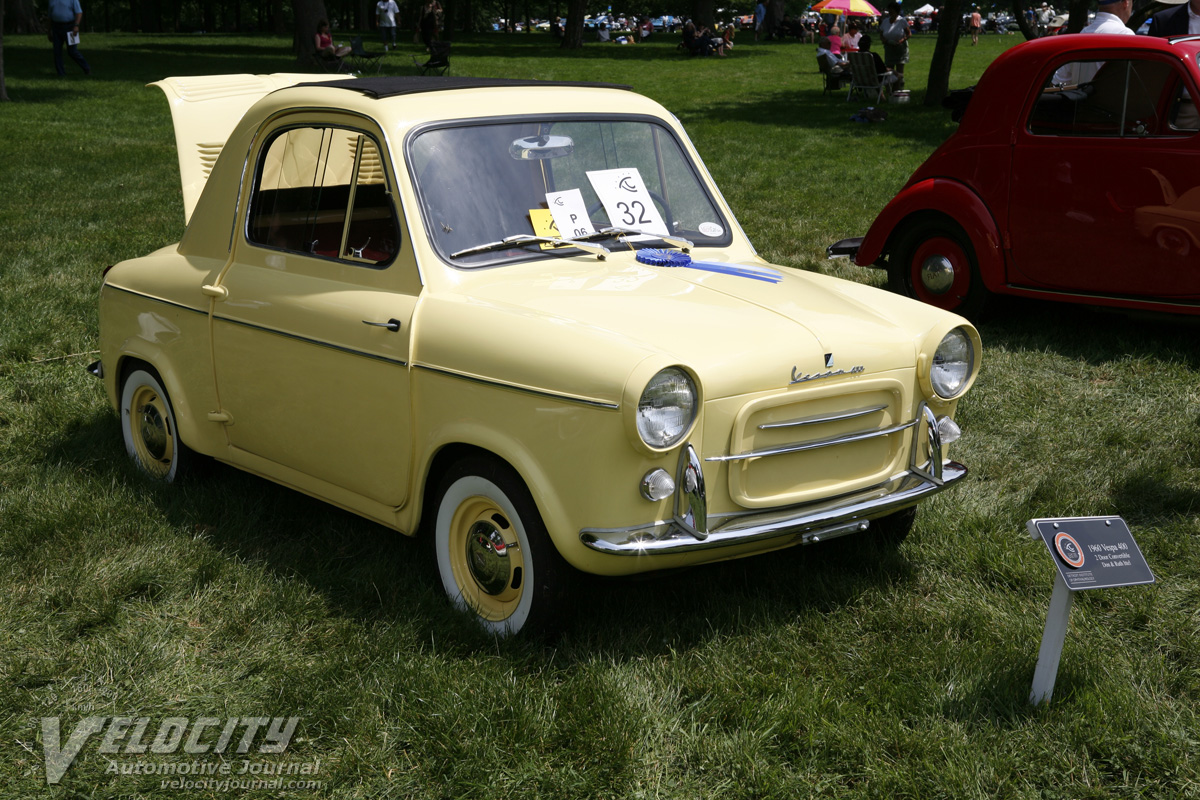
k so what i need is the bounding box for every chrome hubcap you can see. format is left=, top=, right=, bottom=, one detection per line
left=139, top=402, right=168, bottom=460
left=466, top=520, right=513, bottom=595
left=919, top=255, right=955, bottom=295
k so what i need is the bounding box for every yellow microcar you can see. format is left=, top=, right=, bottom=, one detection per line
left=93, top=74, right=981, bottom=635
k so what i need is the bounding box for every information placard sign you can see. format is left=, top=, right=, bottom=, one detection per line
left=1027, top=516, right=1154, bottom=591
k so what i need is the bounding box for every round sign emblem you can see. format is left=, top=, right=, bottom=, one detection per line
left=1054, top=532, right=1085, bottom=568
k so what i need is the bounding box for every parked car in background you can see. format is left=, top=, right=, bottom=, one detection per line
left=95, top=74, right=980, bottom=636
left=831, top=35, right=1200, bottom=318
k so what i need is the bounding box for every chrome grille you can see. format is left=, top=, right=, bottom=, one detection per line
left=709, top=382, right=915, bottom=508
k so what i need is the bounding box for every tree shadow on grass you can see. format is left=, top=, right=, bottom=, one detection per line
left=682, top=84, right=960, bottom=150
left=49, top=407, right=916, bottom=662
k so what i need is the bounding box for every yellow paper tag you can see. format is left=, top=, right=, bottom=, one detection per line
left=529, top=209, right=568, bottom=250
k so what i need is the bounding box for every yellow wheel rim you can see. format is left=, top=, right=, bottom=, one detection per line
left=129, top=384, right=174, bottom=480
left=447, top=495, right=525, bottom=622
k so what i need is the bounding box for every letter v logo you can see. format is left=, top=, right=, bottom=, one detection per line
left=42, top=717, right=107, bottom=784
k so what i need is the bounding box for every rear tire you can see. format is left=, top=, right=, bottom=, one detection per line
left=120, top=367, right=193, bottom=483
left=889, top=222, right=989, bottom=318
left=433, top=456, right=572, bottom=636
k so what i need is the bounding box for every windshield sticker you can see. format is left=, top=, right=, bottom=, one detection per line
left=546, top=189, right=596, bottom=240
left=585, top=168, right=669, bottom=237
left=528, top=209, right=572, bottom=250
left=699, top=222, right=724, bottom=237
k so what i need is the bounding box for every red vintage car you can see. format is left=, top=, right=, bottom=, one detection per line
left=831, top=34, right=1200, bottom=317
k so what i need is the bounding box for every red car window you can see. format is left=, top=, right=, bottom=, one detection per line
left=1028, top=58, right=1186, bottom=139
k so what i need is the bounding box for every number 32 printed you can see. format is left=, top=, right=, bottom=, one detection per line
left=616, top=201, right=650, bottom=226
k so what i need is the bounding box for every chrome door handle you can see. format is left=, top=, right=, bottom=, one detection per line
left=362, top=318, right=402, bottom=332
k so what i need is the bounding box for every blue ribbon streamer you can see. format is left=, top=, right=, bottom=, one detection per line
left=634, top=249, right=782, bottom=284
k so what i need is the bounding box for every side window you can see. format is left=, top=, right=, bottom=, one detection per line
left=1029, top=58, right=1183, bottom=138
left=248, top=126, right=400, bottom=266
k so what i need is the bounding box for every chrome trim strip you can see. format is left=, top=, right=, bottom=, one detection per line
left=212, top=315, right=408, bottom=366
left=757, top=404, right=888, bottom=430
left=579, top=462, right=966, bottom=555
left=908, top=404, right=944, bottom=485
left=103, top=284, right=207, bottom=316
left=674, top=444, right=708, bottom=538
left=705, top=418, right=917, bottom=462
left=413, top=364, right=621, bottom=410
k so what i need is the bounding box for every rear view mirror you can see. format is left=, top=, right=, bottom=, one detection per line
left=510, top=134, right=574, bottom=160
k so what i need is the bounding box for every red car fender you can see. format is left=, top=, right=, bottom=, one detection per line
left=855, top=178, right=1005, bottom=292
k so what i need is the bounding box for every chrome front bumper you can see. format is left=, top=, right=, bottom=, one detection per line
left=579, top=405, right=965, bottom=556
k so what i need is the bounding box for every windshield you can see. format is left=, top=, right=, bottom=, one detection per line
left=408, top=117, right=733, bottom=266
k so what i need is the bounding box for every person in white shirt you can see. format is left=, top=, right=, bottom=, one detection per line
left=376, top=0, right=399, bottom=47
left=1051, top=0, right=1133, bottom=86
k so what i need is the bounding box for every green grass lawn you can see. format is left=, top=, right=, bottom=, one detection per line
left=4, top=30, right=1200, bottom=799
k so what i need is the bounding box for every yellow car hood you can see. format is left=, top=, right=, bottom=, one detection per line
left=417, top=254, right=945, bottom=404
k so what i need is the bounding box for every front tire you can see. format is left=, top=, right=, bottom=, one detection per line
left=872, top=507, right=916, bottom=546
left=433, top=457, right=571, bottom=636
left=889, top=222, right=988, bottom=317
left=120, top=367, right=192, bottom=483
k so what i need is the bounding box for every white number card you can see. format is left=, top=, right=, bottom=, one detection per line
left=585, top=168, right=669, bottom=237
left=546, top=188, right=596, bottom=240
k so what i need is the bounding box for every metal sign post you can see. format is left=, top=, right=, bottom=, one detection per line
left=1027, top=516, right=1154, bottom=705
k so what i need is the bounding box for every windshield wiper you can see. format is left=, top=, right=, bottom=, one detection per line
left=593, top=227, right=694, bottom=252
left=450, top=234, right=610, bottom=260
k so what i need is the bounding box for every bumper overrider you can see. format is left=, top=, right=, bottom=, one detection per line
left=580, top=404, right=965, bottom=556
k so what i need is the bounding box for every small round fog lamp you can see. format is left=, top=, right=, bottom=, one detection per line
left=640, top=469, right=676, bottom=501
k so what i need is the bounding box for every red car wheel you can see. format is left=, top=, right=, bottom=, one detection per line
left=890, top=225, right=987, bottom=316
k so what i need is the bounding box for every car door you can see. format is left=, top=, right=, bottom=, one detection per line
left=1008, top=52, right=1200, bottom=298
left=208, top=119, right=418, bottom=508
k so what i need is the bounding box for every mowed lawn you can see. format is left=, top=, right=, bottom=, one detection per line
left=3, top=29, right=1200, bottom=799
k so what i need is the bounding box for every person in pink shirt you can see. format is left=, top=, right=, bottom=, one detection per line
left=828, top=25, right=843, bottom=56
left=970, top=9, right=982, bottom=44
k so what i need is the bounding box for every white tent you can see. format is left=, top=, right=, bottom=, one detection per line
left=914, top=3, right=935, bottom=13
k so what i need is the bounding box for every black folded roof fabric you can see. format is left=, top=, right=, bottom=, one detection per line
left=299, top=76, right=633, bottom=99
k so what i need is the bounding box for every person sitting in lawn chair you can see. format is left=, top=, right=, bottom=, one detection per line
left=314, top=20, right=351, bottom=61
left=817, top=36, right=846, bottom=74
left=682, top=19, right=714, bottom=55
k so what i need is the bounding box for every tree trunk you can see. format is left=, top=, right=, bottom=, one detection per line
left=561, top=0, right=585, bottom=49
left=0, top=0, right=9, bottom=102
left=766, top=0, right=784, bottom=37
left=1066, top=0, right=1089, bottom=33
left=6, top=0, right=44, bottom=33
left=692, top=0, right=714, bottom=29
left=924, top=0, right=963, bottom=106
left=272, top=0, right=285, bottom=34
left=294, top=0, right=330, bottom=60
left=1012, top=0, right=1038, bottom=40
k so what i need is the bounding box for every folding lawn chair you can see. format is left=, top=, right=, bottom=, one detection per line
left=412, top=41, right=451, bottom=76
left=817, top=55, right=846, bottom=95
left=348, top=36, right=384, bottom=75
left=845, top=51, right=890, bottom=104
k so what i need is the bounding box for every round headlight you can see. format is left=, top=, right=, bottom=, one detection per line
left=930, top=327, right=975, bottom=399
left=636, top=368, right=697, bottom=449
